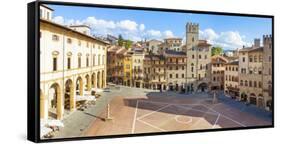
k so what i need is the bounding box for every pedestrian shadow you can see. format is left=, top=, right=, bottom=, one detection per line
left=84, top=112, right=106, bottom=122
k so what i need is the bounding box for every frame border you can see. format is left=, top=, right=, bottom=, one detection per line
left=27, top=0, right=274, bottom=143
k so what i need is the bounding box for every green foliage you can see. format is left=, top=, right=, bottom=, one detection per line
left=117, top=34, right=124, bottom=46
left=211, top=46, right=223, bottom=56
left=117, top=34, right=132, bottom=49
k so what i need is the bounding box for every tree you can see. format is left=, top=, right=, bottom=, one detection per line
left=124, top=40, right=133, bottom=49
left=117, top=34, right=124, bottom=46
left=211, top=46, right=223, bottom=56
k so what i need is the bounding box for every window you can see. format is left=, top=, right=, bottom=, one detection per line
left=103, top=55, right=105, bottom=65
left=52, top=35, right=59, bottom=41
left=53, top=57, right=57, bottom=71
left=240, top=80, right=243, bottom=86
left=182, top=66, right=184, bottom=70
left=249, top=81, right=252, bottom=87
left=170, top=66, right=172, bottom=70
left=176, top=74, right=178, bottom=78
left=67, top=57, right=71, bottom=69
left=78, top=57, right=81, bottom=68
left=213, top=77, right=216, bottom=81
left=259, top=81, right=262, bottom=88
left=78, top=41, right=81, bottom=46
left=46, top=11, right=50, bottom=20
left=254, top=81, right=257, bottom=87
left=192, top=74, right=194, bottom=78
left=170, top=74, right=173, bottom=78
left=259, top=55, right=263, bottom=62
left=176, top=66, right=178, bottom=70
left=242, top=57, right=245, bottom=62
left=182, top=74, right=184, bottom=78
left=245, top=80, right=248, bottom=86
left=192, top=55, right=195, bottom=59
left=192, top=37, right=194, bottom=42
left=191, top=67, right=194, bottom=72
left=249, top=55, right=253, bottom=62
left=86, top=57, right=89, bottom=67
left=67, top=38, right=72, bottom=44
left=98, top=54, right=101, bottom=65
left=93, top=55, right=95, bottom=66
left=254, top=55, right=257, bottom=62
left=205, top=55, right=207, bottom=59
left=199, top=55, right=201, bottom=59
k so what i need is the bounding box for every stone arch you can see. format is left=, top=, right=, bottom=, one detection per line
left=102, top=70, right=105, bottom=88
left=65, top=79, right=75, bottom=111
left=85, top=74, right=91, bottom=91
left=92, top=72, right=96, bottom=88
left=197, top=82, right=208, bottom=92
left=240, top=92, right=247, bottom=102
left=48, top=83, right=63, bottom=120
left=249, top=93, right=257, bottom=105
left=76, top=76, right=83, bottom=96
left=257, top=94, right=264, bottom=108
left=97, top=71, right=101, bottom=88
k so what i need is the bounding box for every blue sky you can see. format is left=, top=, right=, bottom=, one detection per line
left=47, top=4, right=272, bottom=50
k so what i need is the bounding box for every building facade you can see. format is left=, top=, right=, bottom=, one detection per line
left=40, top=6, right=108, bottom=120
left=185, top=23, right=212, bottom=93
left=164, top=50, right=187, bottom=92
left=211, top=55, right=228, bottom=90
left=239, top=44, right=264, bottom=107
left=224, top=61, right=239, bottom=99
left=145, top=39, right=163, bottom=54
left=132, top=49, right=145, bottom=88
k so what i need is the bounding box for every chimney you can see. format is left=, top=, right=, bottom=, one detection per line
left=254, top=38, right=260, bottom=48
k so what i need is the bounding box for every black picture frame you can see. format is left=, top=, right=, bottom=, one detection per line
left=28, top=0, right=274, bottom=143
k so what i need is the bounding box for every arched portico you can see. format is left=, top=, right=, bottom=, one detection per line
left=65, top=79, right=75, bottom=111
left=92, top=72, right=96, bottom=88
left=48, top=83, right=63, bottom=120
left=85, top=74, right=91, bottom=91
left=197, top=82, right=208, bottom=92
left=76, top=76, right=83, bottom=96
left=97, top=71, right=101, bottom=88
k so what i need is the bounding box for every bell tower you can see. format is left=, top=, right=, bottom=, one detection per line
left=186, top=23, right=199, bottom=51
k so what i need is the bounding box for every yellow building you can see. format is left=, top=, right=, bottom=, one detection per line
left=123, top=50, right=133, bottom=86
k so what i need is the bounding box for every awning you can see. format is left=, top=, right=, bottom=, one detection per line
left=76, top=95, right=96, bottom=101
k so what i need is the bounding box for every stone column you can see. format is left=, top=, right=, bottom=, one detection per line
left=56, top=88, right=63, bottom=120
left=70, top=83, right=76, bottom=111
left=40, top=90, right=48, bottom=119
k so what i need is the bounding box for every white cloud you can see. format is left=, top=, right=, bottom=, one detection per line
left=139, top=24, right=145, bottom=31
left=199, top=28, right=251, bottom=49
left=163, top=30, right=174, bottom=38
left=146, top=30, right=162, bottom=37
left=52, top=16, right=177, bottom=42
left=116, top=20, right=138, bottom=31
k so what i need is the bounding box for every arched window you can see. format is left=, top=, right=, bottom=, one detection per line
left=245, top=80, right=248, bottom=86
left=240, top=80, right=243, bottom=86
left=98, top=54, right=101, bottom=65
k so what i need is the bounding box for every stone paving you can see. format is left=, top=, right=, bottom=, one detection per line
left=53, top=85, right=272, bottom=138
